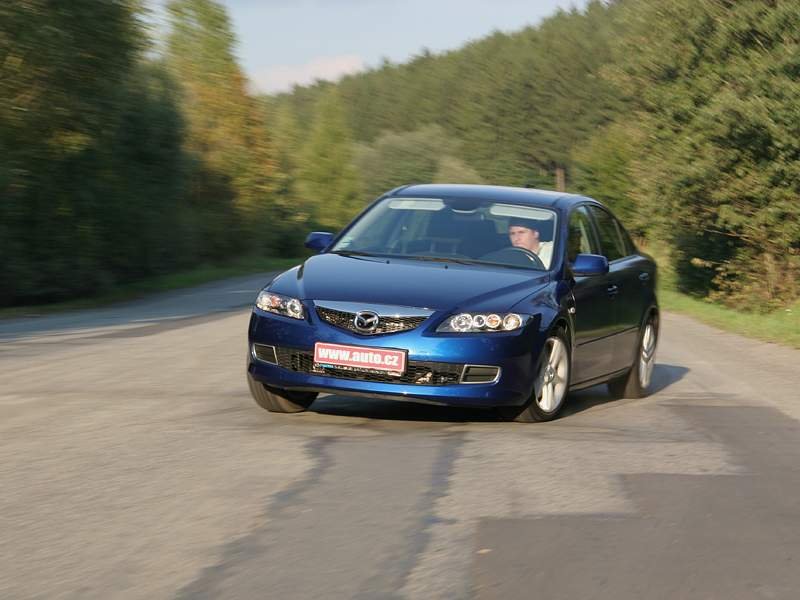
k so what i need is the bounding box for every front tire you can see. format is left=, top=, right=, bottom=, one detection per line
left=499, top=328, right=571, bottom=422
left=247, top=375, right=317, bottom=413
left=608, top=313, right=658, bottom=399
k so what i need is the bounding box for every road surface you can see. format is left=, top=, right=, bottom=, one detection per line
left=2, top=273, right=799, bottom=599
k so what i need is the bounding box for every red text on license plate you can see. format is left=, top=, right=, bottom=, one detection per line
left=313, top=342, right=407, bottom=373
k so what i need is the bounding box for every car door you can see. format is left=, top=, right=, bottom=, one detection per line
left=586, top=205, right=640, bottom=374
left=609, top=215, right=653, bottom=369
left=567, top=205, right=617, bottom=384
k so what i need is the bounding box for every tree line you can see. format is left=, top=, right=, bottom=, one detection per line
left=2, top=0, right=798, bottom=309
left=1, top=0, right=290, bottom=306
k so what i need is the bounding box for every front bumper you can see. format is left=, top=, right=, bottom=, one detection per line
left=247, top=305, right=547, bottom=408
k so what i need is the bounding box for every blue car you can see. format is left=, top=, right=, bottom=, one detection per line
left=247, top=184, right=658, bottom=421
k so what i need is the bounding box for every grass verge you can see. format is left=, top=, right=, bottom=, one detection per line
left=659, top=287, right=800, bottom=349
left=0, top=255, right=305, bottom=320
left=646, top=240, right=800, bottom=348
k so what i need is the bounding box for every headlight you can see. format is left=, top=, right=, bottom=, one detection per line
left=255, top=290, right=305, bottom=320
left=436, top=312, right=530, bottom=333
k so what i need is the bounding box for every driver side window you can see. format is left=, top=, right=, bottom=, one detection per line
left=567, top=206, right=597, bottom=262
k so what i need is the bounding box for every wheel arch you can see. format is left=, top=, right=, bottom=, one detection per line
left=551, top=314, right=571, bottom=339
left=642, top=303, right=660, bottom=332
left=546, top=312, right=574, bottom=372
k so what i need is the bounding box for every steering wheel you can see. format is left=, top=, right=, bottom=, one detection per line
left=480, top=246, right=545, bottom=269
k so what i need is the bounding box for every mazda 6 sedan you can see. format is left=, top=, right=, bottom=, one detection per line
left=246, top=184, right=658, bottom=421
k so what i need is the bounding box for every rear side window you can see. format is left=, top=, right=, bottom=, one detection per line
left=567, top=206, right=597, bottom=262
left=588, top=206, right=626, bottom=262
left=617, top=221, right=638, bottom=256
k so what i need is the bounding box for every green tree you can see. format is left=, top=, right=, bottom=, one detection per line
left=611, top=0, right=800, bottom=306
left=298, top=89, right=361, bottom=230
left=290, top=1, right=624, bottom=191
left=166, top=0, right=281, bottom=256
left=89, top=61, right=190, bottom=282
left=263, top=99, right=313, bottom=252
left=433, top=156, right=483, bottom=185
left=0, top=0, right=147, bottom=304
left=571, top=122, right=639, bottom=230
left=353, top=125, right=482, bottom=199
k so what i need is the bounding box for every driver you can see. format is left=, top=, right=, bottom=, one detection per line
left=508, top=218, right=553, bottom=268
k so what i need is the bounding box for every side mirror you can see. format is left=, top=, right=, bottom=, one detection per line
left=571, top=253, right=609, bottom=277
left=304, top=231, right=334, bottom=253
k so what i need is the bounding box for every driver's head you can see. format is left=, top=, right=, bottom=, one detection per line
left=508, top=219, right=540, bottom=252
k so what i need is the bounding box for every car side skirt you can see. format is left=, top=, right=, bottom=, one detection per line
left=569, top=367, right=630, bottom=392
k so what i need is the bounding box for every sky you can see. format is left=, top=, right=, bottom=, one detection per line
left=154, top=0, right=590, bottom=94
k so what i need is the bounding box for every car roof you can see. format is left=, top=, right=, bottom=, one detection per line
left=390, top=183, right=595, bottom=210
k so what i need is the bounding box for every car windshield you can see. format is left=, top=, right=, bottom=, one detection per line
left=330, top=197, right=558, bottom=270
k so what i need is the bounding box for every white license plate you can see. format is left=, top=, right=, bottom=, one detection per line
left=313, top=342, right=407, bottom=375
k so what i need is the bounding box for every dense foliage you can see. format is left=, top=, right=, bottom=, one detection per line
left=271, top=0, right=800, bottom=309
left=2, top=0, right=798, bottom=308
left=610, top=0, right=800, bottom=306
left=1, top=0, right=155, bottom=303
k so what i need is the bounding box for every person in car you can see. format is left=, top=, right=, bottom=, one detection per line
left=508, top=218, right=553, bottom=268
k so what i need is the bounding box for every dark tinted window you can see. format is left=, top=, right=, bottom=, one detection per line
left=567, top=206, right=597, bottom=262
left=617, top=221, right=637, bottom=256
left=588, top=206, right=626, bottom=262
left=330, top=197, right=559, bottom=270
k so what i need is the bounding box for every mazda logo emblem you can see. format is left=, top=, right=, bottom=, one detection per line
left=354, top=311, right=380, bottom=333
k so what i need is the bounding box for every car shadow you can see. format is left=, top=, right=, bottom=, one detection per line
left=561, top=363, right=690, bottom=418
left=310, top=394, right=499, bottom=423
left=309, top=363, right=690, bottom=423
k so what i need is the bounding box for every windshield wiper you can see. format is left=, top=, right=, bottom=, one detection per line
left=331, top=250, right=382, bottom=257
left=401, top=255, right=480, bottom=265
left=332, top=252, right=542, bottom=270
left=404, top=255, right=545, bottom=271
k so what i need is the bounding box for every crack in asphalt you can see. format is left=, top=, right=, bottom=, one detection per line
left=352, top=432, right=466, bottom=600
left=172, top=430, right=465, bottom=600
left=173, top=436, right=337, bottom=600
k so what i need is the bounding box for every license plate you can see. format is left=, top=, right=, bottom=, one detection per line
left=313, top=342, right=407, bottom=375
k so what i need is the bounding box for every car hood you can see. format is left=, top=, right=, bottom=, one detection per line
left=268, top=253, right=550, bottom=312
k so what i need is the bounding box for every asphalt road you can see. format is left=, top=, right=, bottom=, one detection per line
left=2, top=274, right=800, bottom=599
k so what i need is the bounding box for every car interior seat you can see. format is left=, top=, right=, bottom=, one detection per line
left=416, top=210, right=504, bottom=257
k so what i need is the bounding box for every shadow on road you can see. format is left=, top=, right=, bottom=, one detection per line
left=473, top=404, right=800, bottom=599
left=562, top=363, right=689, bottom=418
left=310, top=363, right=690, bottom=423
left=311, top=395, right=499, bottom=423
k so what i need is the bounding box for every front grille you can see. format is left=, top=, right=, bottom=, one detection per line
left=316, top=306, right=427, bottom=335
left=274, top=346, right=463, bottom=386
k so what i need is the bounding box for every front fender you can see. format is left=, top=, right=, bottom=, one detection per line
left=511, top=279, right=578, bottom=374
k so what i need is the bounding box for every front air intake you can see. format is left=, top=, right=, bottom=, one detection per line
left=460, top=365, right=500, bottom=384
left=252, top=343, right=278, bottom=364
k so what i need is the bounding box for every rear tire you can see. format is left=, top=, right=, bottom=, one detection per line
left=247, top=375, right=317, bottom=413
left=608, top=313, right=658, bottom=400
left=499, top=327, right=571, bottom=423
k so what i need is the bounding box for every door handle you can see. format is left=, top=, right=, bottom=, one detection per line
left=639, top=272, right=650, bottom=282
left=606, top=284, right=619, bottom=297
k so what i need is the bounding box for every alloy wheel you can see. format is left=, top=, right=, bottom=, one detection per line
left=536, top=336, right=569, bottom=413
left=638, top=321, right=657, bottom=390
